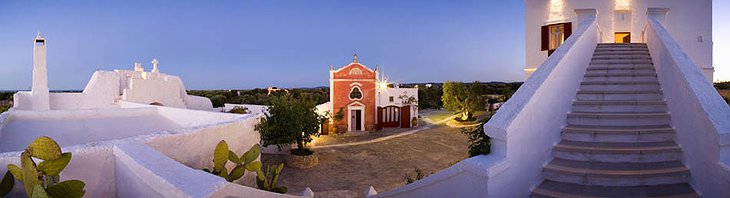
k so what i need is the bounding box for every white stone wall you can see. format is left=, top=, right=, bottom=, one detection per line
left=376, top=87, right=419, bottom=122
left=0, top=104, right=304, bottom=197
left=646, top=16, right=730, bottom=197
left=525, top=0, right=712, bottom=81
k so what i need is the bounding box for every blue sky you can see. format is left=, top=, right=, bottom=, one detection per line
left=0, top=1, right=727, bottom=90
left=0, top=1, right=524, bottom=90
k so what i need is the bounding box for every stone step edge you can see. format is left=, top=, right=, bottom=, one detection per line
left=531, top=181, right=699, bottom=198
left=583, top=73, right=657, bottom=77
left=562, top=125, right=674, bottom=133
left=544, top=162, right=689, bottom=177
left=586, top=66, right=655, bottom=70
left=576, top=90, right=663, bottom=94
left=553, top=142, right=681, bottom=153
left=580, top=81, right=659, bottom=85
left=573, top=100, right=665, bottom=105
left=568, top=112, right=670, bottom=118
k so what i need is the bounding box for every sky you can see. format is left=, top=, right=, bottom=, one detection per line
left=0, top=1, right=727, bottom=90
left=0, top=1, right=524, bottom=90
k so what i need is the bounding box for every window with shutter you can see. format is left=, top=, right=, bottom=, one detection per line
left=541, top=22, right=572, bottom=57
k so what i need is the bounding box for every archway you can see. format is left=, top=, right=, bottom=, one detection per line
left=149, top=102, right=164, bottom=106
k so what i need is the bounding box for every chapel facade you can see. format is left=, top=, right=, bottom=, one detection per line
left=327, top=54, right=418, bottom=133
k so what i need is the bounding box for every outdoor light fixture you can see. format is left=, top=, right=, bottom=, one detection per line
left=615, top=0, right=631, bottom=11
left=548, top=0, right=566, bottom=22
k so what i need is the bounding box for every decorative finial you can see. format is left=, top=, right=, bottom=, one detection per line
left=330, top=64, right=334, bottom=71
left=151, top=58, right=159, bottom=73
left=375, top=64, right=379, bottom=72
left=353, top=53, right=358, bottom=63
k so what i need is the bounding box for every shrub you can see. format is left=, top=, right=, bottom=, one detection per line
left=7, top=136, right=85, bottom=197
left=404, top=168, right=431, bottom=184
left=461, top=118, right=491, bottom=157
left=210, top=95, right=227, bottom=108
left=0, top=104, right=9, bottom=114
left=255, top=95, right=327, bottom=155
left=227, top=106, right=249, bottom=114
left=724, top=96, right=730, bottom=105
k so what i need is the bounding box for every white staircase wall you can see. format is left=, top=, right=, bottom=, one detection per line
left=646, top=14, right=730, bottom=197
left=368, top=10, right=601, bottom=198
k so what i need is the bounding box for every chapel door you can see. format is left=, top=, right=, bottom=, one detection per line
left=351, top=110, right=362, bottom=131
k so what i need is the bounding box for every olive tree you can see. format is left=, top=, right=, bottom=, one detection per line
left=255, top=95, right=327, bottom=155
left=442, top=81, right=482, bottom=121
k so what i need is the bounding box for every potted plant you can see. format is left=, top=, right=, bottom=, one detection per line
left=255, top=95, right=327, bottom=169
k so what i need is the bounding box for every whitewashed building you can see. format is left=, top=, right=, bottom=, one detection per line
left=13, top=33, right=213, bottom=111
left=524, top=0, right=713, bottom=82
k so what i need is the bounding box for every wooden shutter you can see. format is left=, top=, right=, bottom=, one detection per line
left=564, top=22, right=572, bottom=39
left=541, top=25, right=549, bottom=51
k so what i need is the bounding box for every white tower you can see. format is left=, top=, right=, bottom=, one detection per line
left=31, top=32, right=50, bottom=110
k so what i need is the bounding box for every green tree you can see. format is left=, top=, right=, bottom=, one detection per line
left=210, top=95, right=227, bottom=108
left=255, top=95, right=327, bottom=155
left=442, top=81, right=481, bottom=121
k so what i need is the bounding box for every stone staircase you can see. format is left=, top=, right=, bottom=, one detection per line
left=531, top=43, right=699, bottom=197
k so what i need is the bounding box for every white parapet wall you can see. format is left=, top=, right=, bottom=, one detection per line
left=645, top=13, right=730, bottom=197
left=369, top=10, right=600, bottom=198
left=0, top=103, right=310, bottom=197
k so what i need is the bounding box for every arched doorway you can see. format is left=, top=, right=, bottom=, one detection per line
left=149, top=102, right=164, bottom=106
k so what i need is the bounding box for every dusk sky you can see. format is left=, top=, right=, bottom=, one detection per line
left=0, top=1, right=727, bottom=90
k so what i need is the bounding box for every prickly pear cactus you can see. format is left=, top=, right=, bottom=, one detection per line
left=6, top=136, right=86, bottom=198
left=205, top=140, right=264, bottom=182
left=256, top=163, right=287, bottom=193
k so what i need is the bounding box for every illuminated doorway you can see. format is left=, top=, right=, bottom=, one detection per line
left=615, top=32, right=631, bottom=43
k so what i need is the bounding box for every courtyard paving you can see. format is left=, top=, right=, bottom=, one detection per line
left=262, top=123, right=470, bottom=198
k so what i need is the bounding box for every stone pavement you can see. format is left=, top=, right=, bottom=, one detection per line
left=262, top=124, right=470, bottom=198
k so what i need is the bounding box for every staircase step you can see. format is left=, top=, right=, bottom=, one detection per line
left=597, top=43, right=647, bottom=46
left=580, top=81, right=658, bottom=85
left=583, top=75, right=658, bottom=83
left=562, top=125, right=675, bottom=143
left=590, top=59, right=654, bottom=64
left=572, top=100, right=666, bottom=113
left=592, top=55, right=652, bottom=60
left=543, top=159, right=690, bottom=186
left=567, top=112, right=670, bottom=126
left=579, top=83, right=660, bottom=92
left=531, top=180, right=699, bottom=198
left=553, top=141, right=682, bottom=163
left=585, top=69, right=657, bottom=76
left=576, top=91, right=663, bottom=101
left=583, top=72, right=656, bottom=77
left=587, top=64, right=655, bottom=70
left=593, top=51, right=651, bottom=56
left=594, top=48, right=650, bottom=53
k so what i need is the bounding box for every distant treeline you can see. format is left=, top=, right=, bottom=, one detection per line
left=188, top=81, right=523, bottom=110
left=187, top=88, right=330, bottom=107
left=408, top=82, right=523, bottom=110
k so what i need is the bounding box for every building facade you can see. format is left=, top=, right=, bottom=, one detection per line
left=328, top=55, right=418, bottom=132
left=524, top=0, right=713, bottom=81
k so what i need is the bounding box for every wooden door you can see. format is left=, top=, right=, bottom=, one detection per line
left=400, top=106, right=411, bottom=128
